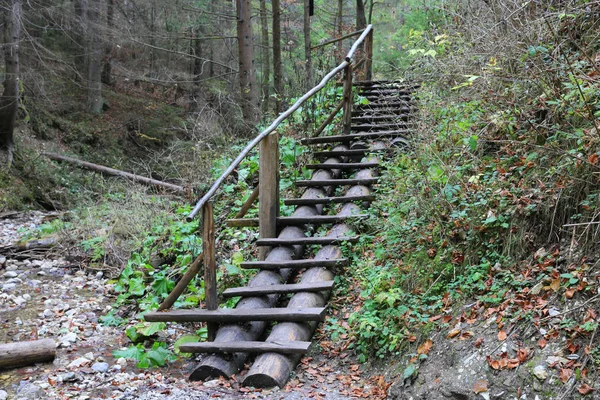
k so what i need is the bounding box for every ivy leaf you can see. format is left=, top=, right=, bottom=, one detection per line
left=138, top=322, right=166, bottom=337
left=174, top=335, right=201, bottom=356
left=113, top=344, right=144, bottom=360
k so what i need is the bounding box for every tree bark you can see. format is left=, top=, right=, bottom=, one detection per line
left=356, top=0, right=367, bottom=30
left=87, top=1, right=103, bottom=114
left=101, top=0, right=114, bottom=85
left=303, top=0, right=312, bottom=90
left=236, top=0, right=259, bottom=126
left=0, top=339, right=56, bottom=370
left=272, top=0, right=283, bottom=113
left=259, top=0, right=270, bottom=113
left=0, top=0, right=21, bottom=166
left=337, top=0, right=343, bottom=36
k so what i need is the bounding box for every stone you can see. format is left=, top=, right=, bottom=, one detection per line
left=60, top=372, right=80, bottom=382
left=0, top=255, right=6, bottom=266
left=203, top=379, right=220, bottom=388
left=533, top=365, right=548, bottom=380
left=91, top=362, right=109, bottom=373
left=43, top=309, right=53, bottom=318
left=2, top=283, right=16, bottom=291
left=67, top=357, right=91, bottom=369
left=13, top=296, right=26, bottom=306
left=3, top=271, right=18, bottom=278
left=62, top=332, right=78, bottom=343
left=22, top=293, right=31, bottom=301
left=0, top=389, right=7, bottom=400
left=116, top=358, right=127, bottom=366
left=16, top=382, right=43, bottom=399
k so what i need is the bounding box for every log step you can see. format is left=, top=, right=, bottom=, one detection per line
left=353, top=79, right=404, bottom=86
left=294, top=178, right=378, bottom=187
left=305, top=162, right=379, bottom=170
left=352, top=114, right=409, bottom=122
left=301, top=131, right=409, bottom=145
left=226, top=214, right=369, bottom=227
left=351, top=123, right=411, bottom=132
left=355, top=102, right=413, bottom=109
left=284, top=194, right=375, bottom=205
left=240, top=259, right=348, bottom=270
left=179, top=340, right=312, bottom=354
left=359, top=89, right=411, bottom=95
left=145, top=307, right=327, bottom=323
left=256, top=236, right=359, bottom=246
left=313, top=149, right=384, bottom=158
left=222, top=281, right=335, bottom=297
left=352, top=107, right=411, bottom=116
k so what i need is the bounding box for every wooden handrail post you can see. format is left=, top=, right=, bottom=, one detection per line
left=365, top=29, right=373, bottom=81
left=342, top=64, right=353, bottom=135
left=259, top=131, right=280, bottom=260
left=202, top=202, right=218, bottom=341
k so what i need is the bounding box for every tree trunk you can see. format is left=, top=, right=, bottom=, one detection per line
left=356, top=0, right=367, bottom=29
left=368, top=0, right=375, bottom=24
left=337, top=0, right=343, bottom=36
left=0, top=0, right=21, bottom=166
left=87, top=1, right=103, bottom=114
left=303, top=0, right=312, bottom=90
left=74, top=0, right=88, bottom=71
left=259, top=0, right=270, bottom=113
left=101, top=0, right=114, bottom=85
left=236, top=0, right=259, bottom=126
left=0, top=339, right=55, bottom=370
left=272, top=0, right=283, bottom=113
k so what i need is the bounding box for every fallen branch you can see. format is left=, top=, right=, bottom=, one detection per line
left=42, top=152, right=186, bottom=193
left=0, top=339, right=56, bottom=370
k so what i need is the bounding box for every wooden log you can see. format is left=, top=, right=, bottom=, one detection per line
left=145, top=307, right=327, bottom=323
left=42, top=152, right=185, bottom=193
left=180, top=341, right=312, bottom=354
left=222, top=281, right=335, bottom=297
left=0, top=339, right=56, bottom=370
left=189, top=155, right=343, bottom=381
left=301, top=130, right=409, bottom=145
left=364, top=29, right=373, bottom=81
left=295, top=178, right=378, bottom=187
left=240, top=259, right=347, bottom=270
left=203, top=203, right=218, bottom=341
left=342, top=64, right=353, bottom=135
left=259, top=131, right=280, bottom=260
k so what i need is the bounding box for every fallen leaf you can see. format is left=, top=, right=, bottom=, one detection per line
left=538, top=338, right=547, bottom=349
left=550, top=278, right=560, bottom=292
left=447, top=328, right=461, bottom=339
left=565, top=288, right=575, bottom=299
left=517, top=347, right=529, bottom=362
left=487, top=356, right=500, bottom=370
left=459, top=331, right=474, bottom=340
left=417, top=339, right=433, bottom=355
left=559, top=368, right=573, bottom=383
left=474, top=337, right=484, bottom=348
left=578, top=383, right=595, bottom=395
left=498, top=330, right=507, bottom=341
left=473, top=379, right=488, bottom=394
left=588, top=153, right=599, bottom=165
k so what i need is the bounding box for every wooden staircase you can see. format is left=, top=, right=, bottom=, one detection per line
left=143, top=26, right=416, bottom=388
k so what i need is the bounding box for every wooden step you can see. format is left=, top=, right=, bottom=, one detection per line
left=226, top=214, right=369, bottom=227
left=353, top=79, right=404, bottom=86
left=313, top=149, right=385, bottom=159
left=223, top=281, right=335, bottom=297
left=179, top=340, right=312, bottom=354
left=305, top=162, right=379, bottom=170
left=256, top=236, right=359, bottom=246
left=351, top=123, right=411, bottom=132
left=284, top=194, right=375, bottom=205
left=301, top=131, right=409, bottom=145
left=355, top=102, right=413, bottom=109
left=145, top=307, right=327, bottom=323
left=359, top=89, right=411, bottom=95
left=240, top=258, right=348, bottom=270
left=366, top=95, right=412, bottom=102
left=352, top=114, right=409, bottom=122
left=294, top=178, right=378, bottom=187
left=352, top=107, right=411, bottom=116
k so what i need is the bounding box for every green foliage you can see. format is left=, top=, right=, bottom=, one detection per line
left=113, top=342, right=177, bottom=368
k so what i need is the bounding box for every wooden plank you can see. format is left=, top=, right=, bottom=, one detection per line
left=294, top=178, right=378, bottom=187
left=284, top=194, right=375, bottom=205
left=240, top=259, right=348, bottom=270
left=351, top=123, right=411, bottom=132
left=259, top=131, right=280, bottom=260
left=305, top=162, right=379, bottom=170
left=352, top=107, right=412, bottom=116
left=352, top=114, right=409, bottom=122
left=342, top=64, right=353, bottom=135
left=355, top=102, right=413, bottom=109
left=203, top=203, right=218, bottom=341
left=364, top=29, right=373, bottom=81
left=256, top=236, right=359, bottom=246
left=179, top=341, right=312, bottom=354
left=226, top=214, right=369, bottom=228
left=145, top=307, right=327, bottom=323
left=222, top=281, right=335, bottom=297
left=301, top=131, right=409, bottom=145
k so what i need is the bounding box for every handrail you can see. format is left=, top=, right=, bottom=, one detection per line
left=310, top=28, right=365, bottom=51
left=186, top=24, right=374, bottom=222
left=346, top=25, right=372, bottom=62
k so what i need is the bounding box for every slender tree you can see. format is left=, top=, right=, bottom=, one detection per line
left=101, top=0, right=114, bottom=85
left=356, top=0, right=367, bottom=29
left=337, top=0, right=343, bottom=36
left=272, top=0, right=283, bottom=113
left=236, top=0, right=258, bottom=125
left=259, top=0, right=270, bottom=113
left=303, top=0, right=312, bottom=89
left=0, top=0, right=21, bottom=166
left=87, top=0, right=103, bottom=114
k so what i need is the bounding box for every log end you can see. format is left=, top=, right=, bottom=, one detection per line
left=242, top=372, right=282, bottom=389
left=189, top=362, right=235, bottom=381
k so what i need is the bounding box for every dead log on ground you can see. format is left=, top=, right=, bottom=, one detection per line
left=0, top=339, right=56, bottom=370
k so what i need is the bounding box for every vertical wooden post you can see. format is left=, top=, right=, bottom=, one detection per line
left=259, top=131, right=280, bottom=260
left=202, top=202, right=218, bottom=341
left=342, top=64, right=353, bottom=135
left=365, top=29, right=373, bottom=81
